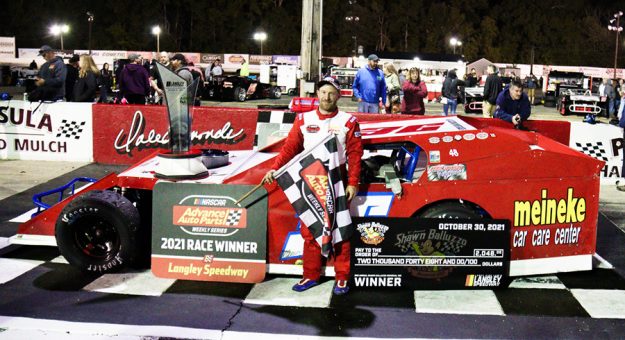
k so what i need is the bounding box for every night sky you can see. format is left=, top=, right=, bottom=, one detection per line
left=1, top=0, right=624, bottom=67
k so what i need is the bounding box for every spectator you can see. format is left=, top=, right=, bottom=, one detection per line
left=211, top=58, right=223, bottom=78
left=441, top=69, right=461, bottom=116
left=618, top=101, right=625, bottom=191
left=482, top=65, right=502, bottom=118
left=383, top=63, right=401, bottom=113
left=604, top=78, right=616, bottom=118
left=65, top=54, right=80, bottom=101
left=352, top=54, right=386, bottom=113
left=73, top=54, right=99, bottom=102
left=617, top=79, right=625, bottom=121
left=525, top=73, right=538, bottom=105
left=119, top=54, right=150, bottom=104
left=158, top=52, right=172, bottom=69
left=239, top=58, right=250, bottom=77
left=465, top=68, right=478, bottom=87
left=170, top=54, right=193, bottom=84
left=32, top=45, right=66, bottom=101
left=99, top=63, right=113, bottom=103
left=401, top=67, right=428, bottom=115
left=494, top=79, right=531, bottom=128
left=262, top=76, right=362, bottom=296
left=29, top=60, right=37, bottom=70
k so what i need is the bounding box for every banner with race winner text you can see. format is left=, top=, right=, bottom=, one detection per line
left=351, top=217, right=510, bottom=290
left=151, top=182, right=267, bottom=283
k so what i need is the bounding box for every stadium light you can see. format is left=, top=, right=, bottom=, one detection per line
left=253, top=32, right=267, bottom=55
left=50, top=24, right=69, bottom=50
left=152, top=26, right=162, bottom=53
left=608, top=11, right=624, bottom=79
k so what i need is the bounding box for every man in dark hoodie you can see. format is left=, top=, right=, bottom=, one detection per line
left=33, top=45, right=66, bottom=101
left=441, top=69, right=461, bottom=115
left=494, top=79, right=531, bottom=128
left=482, top=65, right=502, bottom=118
left=119, top=54, right=150, bottom=104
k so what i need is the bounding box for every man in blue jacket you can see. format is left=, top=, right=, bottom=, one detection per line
left=352, top=54, right=386, bottom=113
left=494, top=79, right=531, bottom=128
left=33, top=45, right=67, bottom=101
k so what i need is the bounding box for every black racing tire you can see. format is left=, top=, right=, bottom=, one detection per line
left=271, top=87, right=282, bottom=99
left=234, top=87, right=246, bottom=102
left=417, top=201, right=485, bottom=219
left=55, top=190, right=141, bottom=274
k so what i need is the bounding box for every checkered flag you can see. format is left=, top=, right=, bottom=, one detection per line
left=226, top=210, right=242, bottom=226
left=438, top=241, right=463, bottom=254
left=56, top=120, right=86, bottom=139
left=275, top=135, right=352, bottom=257
left=575, top=142, right=609, bottom=162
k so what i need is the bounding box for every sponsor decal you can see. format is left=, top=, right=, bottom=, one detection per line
left=114, top=110, right=246, bottom=156
left=306, top=124, right=321, bottom=133
left=454, top=135, right=462, bottom=141
left=356, top=221, right=388, bottom=245
left=429, top=136, right=440, bottom=144
left=463, top=133, right=476, bottom=141
left=300, top=159, right=332, bottom=216
left=513, top=188, right=585, bottom=227
left=354, top=131, right=361, bottom=138
left=172, top=206, right=247, bottom=229
left=427, top=164, right=467, bottom=181
left=511, top=188, right=585, bottom=249
left=429, top=150, right=441, bottom=163
left=476, top=132, right=488, bottom=140
left=442, top=135, right=453, bottom=143
left=465, top=274, right=503, bottom=287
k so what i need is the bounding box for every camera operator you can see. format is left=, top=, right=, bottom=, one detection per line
left=494, top=79, right=531, bottom=128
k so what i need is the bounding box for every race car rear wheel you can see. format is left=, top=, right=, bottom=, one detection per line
left=234, top=87, right=246, bottom=102
left=55, top=190, right=140, bottom=274
left=271, top=87, right=282, bottom=99
left=417, top=201, right=486, bottom=219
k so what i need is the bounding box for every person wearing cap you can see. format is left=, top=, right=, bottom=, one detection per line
left=262, top=77, right=363, bottom=296
left=170, top=53, right=194, bottom=85
left=33, top=45, right=67, bottom=101
left=352, top=54, right=386, bottom=113
left=65, top=54, right=80, bottom=102
left=119, top=53, right=150, bottom=104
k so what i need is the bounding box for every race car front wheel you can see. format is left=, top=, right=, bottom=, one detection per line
left=55, top=190, right=140, bottom=274
left=417, top=201, right=486, bottom=219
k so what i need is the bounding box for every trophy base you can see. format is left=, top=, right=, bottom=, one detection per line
left=154, top=150, right=209, bottom=180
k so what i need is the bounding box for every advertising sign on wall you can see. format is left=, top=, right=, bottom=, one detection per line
left=0, top=100, right=93, bottom=161
left=569, top=122, right=623, bottom=184
left=92, top=105, right=259, bottom=164
left=0, top=37, right=16, bottom=58
left=151, top=182, right=267, bottom=283
left=351, top=217, right=510, bottom=289
left=250, top=55, right=273, bottom=65
left=272, top=55, right=299, bottom=65
left=200, top=53, right=223, bottom=65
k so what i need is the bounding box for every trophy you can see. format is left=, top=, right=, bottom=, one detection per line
left=153, top=62, right=208, bottom=180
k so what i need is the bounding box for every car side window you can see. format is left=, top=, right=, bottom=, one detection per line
left=360, top=142, right=427, bottom=184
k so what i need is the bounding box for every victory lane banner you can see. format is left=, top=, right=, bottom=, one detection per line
left=351, top=217, right=510, bottom=290
left=152, top=182, right=268, bottom=283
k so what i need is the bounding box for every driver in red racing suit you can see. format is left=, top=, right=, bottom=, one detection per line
left=263, top=77, right=363, bottom=295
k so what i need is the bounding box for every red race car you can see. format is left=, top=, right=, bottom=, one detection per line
left=12, top=115, right=603, bottom=281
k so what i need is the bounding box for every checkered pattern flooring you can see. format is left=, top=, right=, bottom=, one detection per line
left=1, top=237, right=624, bottom=320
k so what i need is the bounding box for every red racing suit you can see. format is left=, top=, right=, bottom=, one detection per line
left=271, top=109, right=363, bottom=281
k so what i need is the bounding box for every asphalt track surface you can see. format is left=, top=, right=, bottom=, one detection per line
left=1, top=96, right=625, bottom=339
